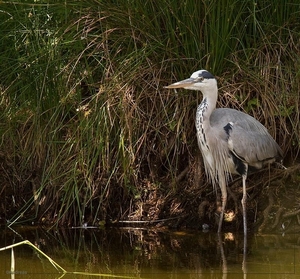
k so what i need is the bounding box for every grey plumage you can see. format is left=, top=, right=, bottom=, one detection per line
left=165, top=70, right=283, bottom=234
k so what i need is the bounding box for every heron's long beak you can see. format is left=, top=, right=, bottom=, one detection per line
left=164, top=78, right=196, bottom=89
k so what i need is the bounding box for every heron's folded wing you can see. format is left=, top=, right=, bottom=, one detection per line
left=223, top=122, right=282, bottom=168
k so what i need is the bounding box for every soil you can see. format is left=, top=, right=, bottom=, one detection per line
left=110, top=164, right=300, bottom=234
left=1, top=157, right=300, bottom=233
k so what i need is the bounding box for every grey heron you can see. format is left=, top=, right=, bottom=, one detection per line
left=165, top=70, right=283, bottom=234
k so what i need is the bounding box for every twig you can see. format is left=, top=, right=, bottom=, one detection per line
left=282, top=209, right=300, bottom=219
left=0, top=240, right=66, bottom=273
left=0, top=240, right=138, bottom=278
left=117, top=216, right=181, bottom=224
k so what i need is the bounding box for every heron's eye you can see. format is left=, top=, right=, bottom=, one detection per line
left=196, top=76, right=204, bottom=82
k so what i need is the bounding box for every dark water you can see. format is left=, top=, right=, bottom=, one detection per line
left=0, top=226, right=299, bottom=279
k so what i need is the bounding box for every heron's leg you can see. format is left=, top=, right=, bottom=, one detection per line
left=218, top=178, right=227, bottom=233
left=241, top=164, right=248, bottom=235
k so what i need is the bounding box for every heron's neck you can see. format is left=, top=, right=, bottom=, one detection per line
left=195, top=89, right=217, bottom=152
left=197, top=88, right=218, bottom=126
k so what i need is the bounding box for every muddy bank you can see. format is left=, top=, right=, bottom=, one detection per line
left=2, top=159, right=299, bottom=234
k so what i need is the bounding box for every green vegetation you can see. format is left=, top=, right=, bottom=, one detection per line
left=0, top=0, right=299, bottom=228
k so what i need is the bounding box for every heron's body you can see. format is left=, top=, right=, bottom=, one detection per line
left=165, top=70, right=283, bottom=234
left=198, top=107, right=282, bottom=181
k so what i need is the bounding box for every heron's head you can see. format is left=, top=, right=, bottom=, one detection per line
left=164, top=70, right=217, bottom=91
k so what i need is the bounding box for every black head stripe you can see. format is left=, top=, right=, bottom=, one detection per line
left=199, top=70, right=215, bottom=79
